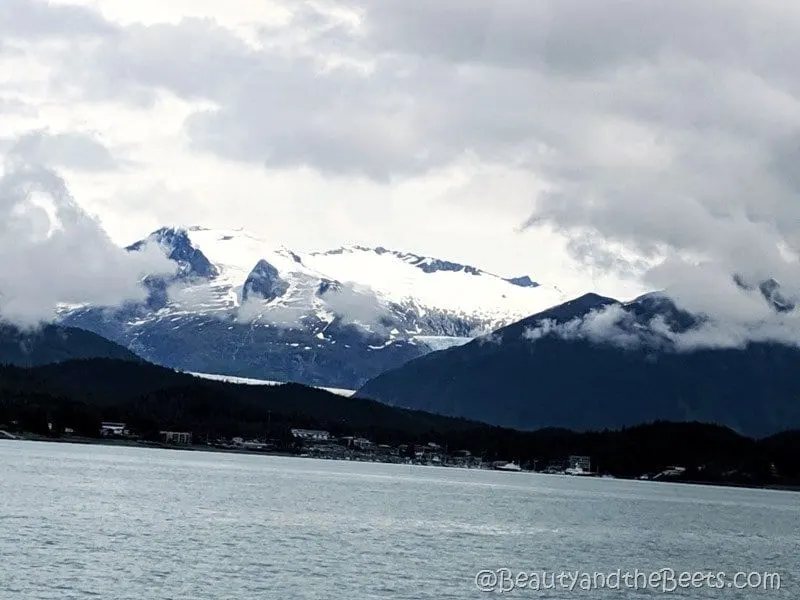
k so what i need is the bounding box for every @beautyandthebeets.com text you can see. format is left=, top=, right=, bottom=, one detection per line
left=474, top=568, right=782, bottom=593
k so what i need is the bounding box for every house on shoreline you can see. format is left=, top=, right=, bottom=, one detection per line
left=160, top=431, right=192, bottom=445
left=100, top=422, right=128, bottom=437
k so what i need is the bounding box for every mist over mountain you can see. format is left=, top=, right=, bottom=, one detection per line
left=0, top=160, right=175, bottom=326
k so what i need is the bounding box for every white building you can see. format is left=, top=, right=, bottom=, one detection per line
left=100, top=422, right=128, bottom=437
left=568, top=455, right=592, bottom=471
left=291, top=429, right=332, bottom=442
left=160, top=431, right=192, bottom=445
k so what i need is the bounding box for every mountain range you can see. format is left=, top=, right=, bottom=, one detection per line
left=58, top=226, right=565, bottom=389
left=5, top=222, right=800, bottom=438
left=356, top=290, right=800, bottom=437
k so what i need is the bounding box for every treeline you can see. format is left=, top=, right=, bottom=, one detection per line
left=1, top=359, right=799, bottom=483
left=0, top=359, right=484, bottom=441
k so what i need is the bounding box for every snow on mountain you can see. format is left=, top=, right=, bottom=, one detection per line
left=174, top=226, right=567, bottom=329
left=411, top=336, right=474, bottom=351
left=184, top=226, right=319, bottom=293
left=58, top=225, right=570, bottom=388
left=188, top=371, right=355, bottom=397
left=302, top=245, right=566, bottom=327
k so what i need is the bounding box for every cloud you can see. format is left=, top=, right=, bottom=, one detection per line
left=522, top=285, right=800, bottom=352
left=236, top=299, right=307, bottom=327
left=40, top=2, right=798, bottom=185
left=6, top=0, right=800, bottom=314
left=0, top=97, right=36, bottom=116
left=37, top=5, right=653, bottom=180
left=0, top=0, right=115, bottom=42
left=322, top=283, right=392, bottom=332
left=2, top=130, right=120, bottom=172
left=234, top=280, right=391, bottom=333
left=476, top=330, right=503, bottom=346
left=38, top=0, right=800, bottom=245
left=522, top=304, right=651, bottom=351
left=59, top=18, right=257, bottom=106
left=0, top=147, right=175, bottom=327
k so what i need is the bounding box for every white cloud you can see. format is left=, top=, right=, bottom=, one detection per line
left=522, top=305, right=650, bottom=351
left=476, top=330, right=503, bottom=346
left=239, top=281, right=392, bottom=331
left=230, top=278, right=391, bottom=332
left=521, top=285, right=800, bottom=352
left=0, top=146, right=175, bottom=326
left=236, top=299, right=306, bottom=327
left=0, top=0, right=114, bottom=41
left=322, top=283, right=391, bottom=332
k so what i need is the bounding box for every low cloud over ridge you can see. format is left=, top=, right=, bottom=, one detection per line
left=522, top=283, right=800, bottom=352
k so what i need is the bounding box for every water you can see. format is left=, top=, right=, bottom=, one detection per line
left=1, top=441, right=797, bottom=599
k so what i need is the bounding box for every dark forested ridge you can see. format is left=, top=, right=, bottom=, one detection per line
left=1, top=358, right=799, bottom=486
left=0, top=359, right=483, bottom=440
left=0, top=323, right=142, bottom=367
left=357, top=293, right=800, bottom=437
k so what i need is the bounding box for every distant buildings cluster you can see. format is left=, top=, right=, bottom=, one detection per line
left=205, top=428, right=485, bottom=467
left=539, top=455, right=593, bottom=474
left=286, top=430, right=490, bottom=468
left=95, top=422, right=597, bottom=474
left=99, top=422, right=192, bottom=446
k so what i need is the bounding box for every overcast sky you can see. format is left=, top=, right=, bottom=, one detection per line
left=3, top=0, right=800, bottom=313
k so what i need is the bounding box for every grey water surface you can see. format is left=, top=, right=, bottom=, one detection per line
left=1, top=440, right=797, bottom=599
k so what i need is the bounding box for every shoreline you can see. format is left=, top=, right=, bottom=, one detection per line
left=5, top=434, right=298, bottom=458
left=3, top=434, right=798, bottom=492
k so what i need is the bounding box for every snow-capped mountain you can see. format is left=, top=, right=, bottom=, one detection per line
left=59, top=226, right=567, bottom=388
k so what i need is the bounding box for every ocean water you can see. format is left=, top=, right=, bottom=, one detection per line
left=1, top=441, right=797, bottom=599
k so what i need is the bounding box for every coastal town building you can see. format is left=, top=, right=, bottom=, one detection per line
left=160, top=431, right=192, bottom=445
left=290, top=429, right=332, bottom=442
left=568, top=455, right=592, bottom=471
left=100, top=422, right=128, bottom=437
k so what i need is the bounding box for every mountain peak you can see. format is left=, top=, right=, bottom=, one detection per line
left=242, top=259, right=289, bottom=302
left=127, top=227, right=218, bottom=280
left=505, top=275, right=539, bottom=288
left=733, top=275, right=795, bottom=313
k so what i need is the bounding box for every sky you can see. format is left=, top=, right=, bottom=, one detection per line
left=2, top=1, right=800, bottom=331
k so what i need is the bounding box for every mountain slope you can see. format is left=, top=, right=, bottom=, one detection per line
left=355, top=292, right=800, bottom=437
left=59, top=226, right=567, bottom=388
left=0, top=323, right=141, bottom=367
